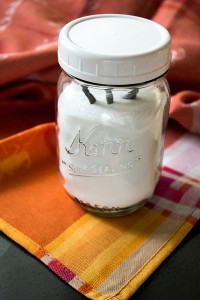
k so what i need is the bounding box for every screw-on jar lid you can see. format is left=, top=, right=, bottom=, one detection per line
left=58, top=14, right=171, bottom=85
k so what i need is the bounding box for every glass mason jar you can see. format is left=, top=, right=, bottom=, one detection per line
left=57, top=14, right=171, bottom=217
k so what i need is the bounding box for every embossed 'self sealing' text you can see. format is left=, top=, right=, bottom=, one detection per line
left=64, top=158, right=141, bottom=176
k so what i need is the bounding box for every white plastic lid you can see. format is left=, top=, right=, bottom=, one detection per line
left=58, top=14, right=171, bottom=85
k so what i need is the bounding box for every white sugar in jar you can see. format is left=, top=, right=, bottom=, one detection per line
left=57, top=14, right=171, bottom=216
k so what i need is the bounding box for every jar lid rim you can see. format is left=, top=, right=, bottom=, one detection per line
left=58, top=14, right=171, bottom=85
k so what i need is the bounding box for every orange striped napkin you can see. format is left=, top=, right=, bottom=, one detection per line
left=0, top=123, right=200, bottom=300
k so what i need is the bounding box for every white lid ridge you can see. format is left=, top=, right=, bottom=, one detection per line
left=58, top=14, right=171, bottom=85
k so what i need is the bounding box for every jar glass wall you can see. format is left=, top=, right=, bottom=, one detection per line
left=57, top=72, right=170, bottom=216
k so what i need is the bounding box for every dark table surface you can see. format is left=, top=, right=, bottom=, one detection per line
left=1, top=220, right=200, bottom=300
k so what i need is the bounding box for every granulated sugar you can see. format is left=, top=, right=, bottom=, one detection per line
left=57, top=81, right=167, bottom=209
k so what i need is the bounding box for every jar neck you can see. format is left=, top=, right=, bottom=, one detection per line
left=64, top=71, right=168, bottom=89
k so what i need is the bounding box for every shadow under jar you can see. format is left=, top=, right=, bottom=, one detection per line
left=57, top=14, right=171, bottom=217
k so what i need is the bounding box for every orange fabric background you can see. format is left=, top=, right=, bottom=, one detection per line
left=0, top=124, right=86, bottom=246
left=0, top=0, right=200, bottom=139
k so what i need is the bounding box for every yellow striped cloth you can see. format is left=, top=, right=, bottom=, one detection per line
left=0, top=123, right=200, bottom=299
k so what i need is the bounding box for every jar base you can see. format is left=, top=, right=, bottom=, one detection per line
left=73, top=197, right=147, bottom=217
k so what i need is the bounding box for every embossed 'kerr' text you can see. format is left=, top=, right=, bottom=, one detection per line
left=65, top=125, right=134, bottom=156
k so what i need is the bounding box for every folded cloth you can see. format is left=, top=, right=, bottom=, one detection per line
left=170, top=91, right=200, bottom=135
left=0, top=0, right=200, bottom=138
left=0, top=123, right=199, bottom=300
